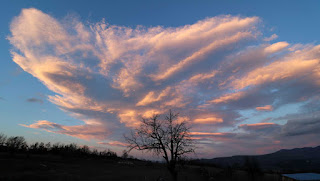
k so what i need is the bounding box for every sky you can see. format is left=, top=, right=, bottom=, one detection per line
left=1, top=0, right=320, bottom=159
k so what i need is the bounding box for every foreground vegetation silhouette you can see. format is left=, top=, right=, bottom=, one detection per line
left=0, top=132, right=292, bottom=181
left=3, top=131, right=316, bottom=180
left=0, top=133, right=118, bottom=158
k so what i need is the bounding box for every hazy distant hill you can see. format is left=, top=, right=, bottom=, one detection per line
left=199, top=146, right=320, bottom=172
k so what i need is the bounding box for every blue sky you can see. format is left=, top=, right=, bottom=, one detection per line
left=1, top=0, right=320, bottom=158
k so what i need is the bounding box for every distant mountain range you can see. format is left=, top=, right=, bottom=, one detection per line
left=198, top=146, right=320, bottom=172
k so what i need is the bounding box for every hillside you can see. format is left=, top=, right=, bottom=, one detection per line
left=0, top=152, right=282, bottom=181
left=199, top=146, right=320, bottom=172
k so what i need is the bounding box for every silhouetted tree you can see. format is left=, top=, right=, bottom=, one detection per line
left=6, top=136, right=27, bottom=153
left=38, top=142, right=45, bottom=152
left=125, top=110, right=195, bottom=181
left=80, top=145, right=91, bottom=155
left=30, top=142, right=39, bottom=154
left=105, top=149, right=118, bottom=158
left=0, top=133, right=7, bottom=151
left=51, top=142, right=61, bottom=154
left=91, top=149, right=99, bottom=156
left=122, top=150, right=129, bottom=159
left=45, top=142, right=51, bottom=151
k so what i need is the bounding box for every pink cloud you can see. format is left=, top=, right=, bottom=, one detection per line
left=230, top=58, right=319, bottom=90
left=190, top=132, right=235, bottom=137
left=21, top=120, right=108, bottom=140
left=263, top=41, right=289, bottom=54
left=98, top=141, right=128, bottom=147
left=150, top=31, right=256, bottom=81
left=239, top=122, right=277, bottom=129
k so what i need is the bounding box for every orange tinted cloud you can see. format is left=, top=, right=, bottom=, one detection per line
left=256, top=105, right=273, bottom=111
left=118, top=110, right=140, bottom=128
left=188, top=70, right=218, bottom=84
left=264, top=41, right=289, bottom=54
left=209, top=91, right=246, bottom=104
left=194, top=117, right=223, bottom=124
left=136, top=87, right=171, bottom=106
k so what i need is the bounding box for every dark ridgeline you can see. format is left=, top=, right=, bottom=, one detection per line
left=194, top=146, right=320, bottom=173
left=0, top=133, right=118, bottom=158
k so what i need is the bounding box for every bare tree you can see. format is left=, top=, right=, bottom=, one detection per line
left=124, top=110, right=195, bottom=181
left=122, top=150, right=129, bottom=159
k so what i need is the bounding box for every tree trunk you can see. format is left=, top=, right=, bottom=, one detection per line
left=169, top=168, right=177, bottom=181
left=168, top=164, right=177, bottom=181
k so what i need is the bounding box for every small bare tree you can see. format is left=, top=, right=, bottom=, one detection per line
left=124, top=110, right=195, bottom=180
left=0, top=133, right=7, bottom=146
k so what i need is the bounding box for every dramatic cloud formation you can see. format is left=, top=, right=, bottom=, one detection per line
left=9, top=8, right=320, bottom=157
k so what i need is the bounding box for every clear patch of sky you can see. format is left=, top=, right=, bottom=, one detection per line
left=237, top=102, right=306, bottom=126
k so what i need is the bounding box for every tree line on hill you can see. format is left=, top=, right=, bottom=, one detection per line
left=0, top=133, right=119, bottom=159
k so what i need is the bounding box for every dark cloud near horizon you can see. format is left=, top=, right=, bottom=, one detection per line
left=190, top=116, right=320, bottom=157
left=26, top=97, right=43, bottom=104
left=281, top=117, right=320, bottom=137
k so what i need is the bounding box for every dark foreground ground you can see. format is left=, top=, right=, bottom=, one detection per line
left=0, top=153, right=281, bottom=181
